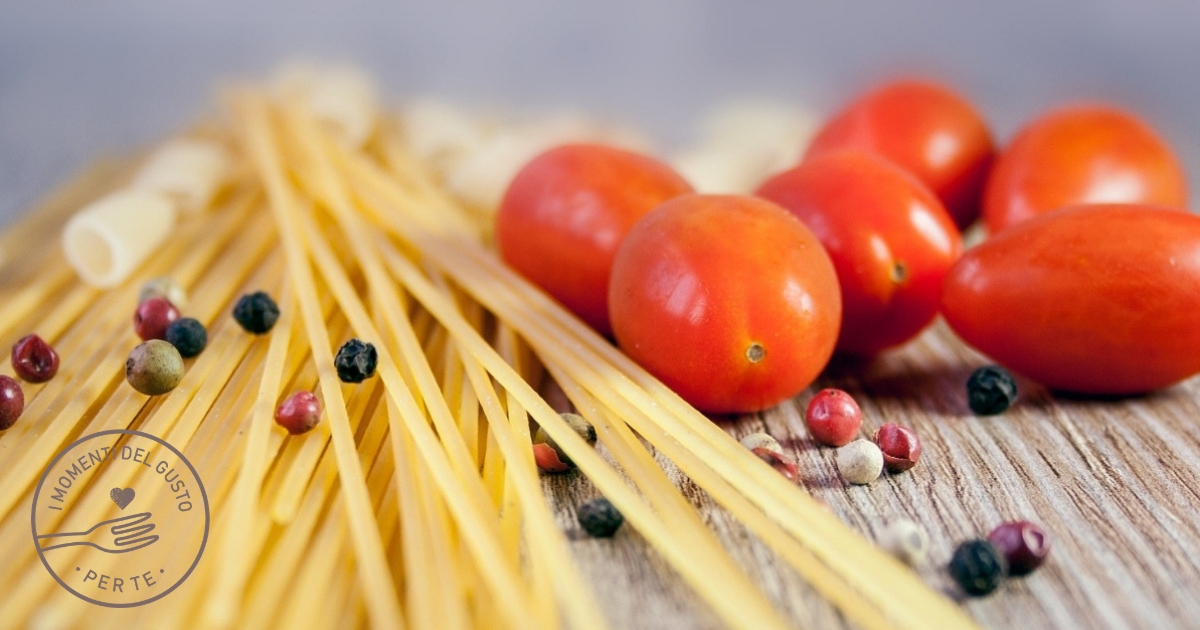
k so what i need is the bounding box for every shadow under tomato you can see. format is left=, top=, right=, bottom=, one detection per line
left=1042, top=383, right=1200, bottom=411
left=827, top=361, right=981, bottom=416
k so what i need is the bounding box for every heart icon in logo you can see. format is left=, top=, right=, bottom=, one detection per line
left=109, top=487, right=135, bottom=510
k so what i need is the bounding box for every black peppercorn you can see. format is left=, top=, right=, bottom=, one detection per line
left=577, top=498, right=623, bottom=538
left=335, top=339, right=377, bottom=383
left=165, top=318, right=208, bottom=358
left=949, top=539, right=1007, bottom=596
left=233, top=291, right=280, bottom=334
left=967, top=365, right=1017, bottom=415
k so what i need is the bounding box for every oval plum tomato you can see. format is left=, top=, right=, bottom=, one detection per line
left=608, top=194, right=841, bottom=414
left=982, top=105, right=1187, bottom=234
left=496, top=143, right=693, bottom=336
left=804, top=80, right=995, bottom=230
left=941, top=204, right=1200, bottom=394
left=756, top=151, right=962, bottom=355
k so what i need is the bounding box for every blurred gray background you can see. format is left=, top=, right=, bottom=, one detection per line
left=4, top=0, right=1200, bottom=225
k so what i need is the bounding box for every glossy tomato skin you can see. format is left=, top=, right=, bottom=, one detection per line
left=609, top=194, right=841, bottom=414
left=756, top=152, right=962, bottom=355
left=941, top=205, right=1200, bottom=394
left=804, top=80, right=994, bottom=230
left=982, top=105, right=1187, bottom=234
left=496, top=143, right=693, bottom=336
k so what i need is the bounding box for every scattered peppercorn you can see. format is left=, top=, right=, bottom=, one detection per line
left=0, top=375, right=24, bottom=430
left=741, top=432, right=799, bottom=481
left=879, top=519, right=929, bottom=566
left=12, top=334, right=59, bottom=383
left=275, top=391, right=322, bottom=435
left=233, top=291, right=281, bottom=334
left=533, top=443, right=571, bottom=473
left=165, top=318, right=207, bottom=358
left=806, top=388, right=863, bottom=447
left=873, top=423, right=923, bottom=473
left=967, top=365, right=1018, bottom=415
left=949, top=539, right=1007, bottom=596
left=739, top=432, right=782, bottom=453
left=138, top=276, right=187, bottom=308
left=577, top=498, right=624, bottom=538
left=125, top=340, right=185, bottom=395
left=753, top=447, right=800, bottom=482
left=533, top=412, right=596, bottom=467
left=334, top=339, right=377, bottom=383
left=988, top=520, right=1051, bottom=576
left=836, top=439, right=884, bottom=485
left=134, top=297, right=181, bottom=341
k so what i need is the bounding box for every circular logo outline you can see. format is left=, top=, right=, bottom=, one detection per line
left=31, top=429, right=210, bottom=608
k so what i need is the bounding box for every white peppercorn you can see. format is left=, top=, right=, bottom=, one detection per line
left=739, top=432, right=783, bottom=453
left=879, top=519, right=929, bottom=566
left=836, top=439, right=883, bottom=485
left=139, top=276, right=188, bottom=308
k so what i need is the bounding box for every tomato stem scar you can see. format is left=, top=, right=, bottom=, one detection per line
left=745, top=343, right=765, bottom=363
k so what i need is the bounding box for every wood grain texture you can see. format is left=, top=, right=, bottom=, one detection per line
left=4, top=162, right=1199, bottom=630
left=545, top=320, right=1200, bottom=630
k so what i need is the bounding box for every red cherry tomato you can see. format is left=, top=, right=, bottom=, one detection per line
left=982, top=105, right=1188, bottom=234
left=941, top=204, right=1200, bottom=394
left=609, top=194, right=841, bottom=414
left=804, top=80, right=995, bottom=230
left=756, top=152, right=962, bottom=355
left=496, top=143, right=693, bottom=336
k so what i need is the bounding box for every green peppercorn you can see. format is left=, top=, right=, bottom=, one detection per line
left=125, top=340, right=185, bottom=395
left=948, top=539, right=1007, bottom=596
left=335, top=339, right=377, bottom=383
left=967, top=365, right=1018, bottom=415
left=233, top=291, right=280, bottom=334
left=165, top=318, right=207, bottom=358
left=533, top=412, right=596, bottom=467
left=578, top=498, right=623, bottom=538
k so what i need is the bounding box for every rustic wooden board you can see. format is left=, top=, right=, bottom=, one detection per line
left=4, top=161, right=1199, bottom=630
left=544, top=319, right=1200, bottom=630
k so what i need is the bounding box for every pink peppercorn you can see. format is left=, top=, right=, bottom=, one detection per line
left=275, top=391, right=322, bottom=435
left=134, top=297, right=181, bottom=341
left=873, top=423, right=923, bottom=473
left=988, top=520, right=1051, bottom=576
left=0, top=375, right=24, bottom=430
left=12, top=334, right=59, bottom=383
left=752, top=447, right=800, bottom=482
left=805, top=388, right=862, bottom=447
left=533, top=443, right=571, bottom=473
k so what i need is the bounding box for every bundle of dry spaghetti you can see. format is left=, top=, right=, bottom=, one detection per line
left=0, top=70, right=979, bottom=630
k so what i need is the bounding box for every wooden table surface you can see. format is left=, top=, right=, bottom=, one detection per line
left=545, top=320, right=1200, bottom=630
left=4, top=161, right=1200, bottom=630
